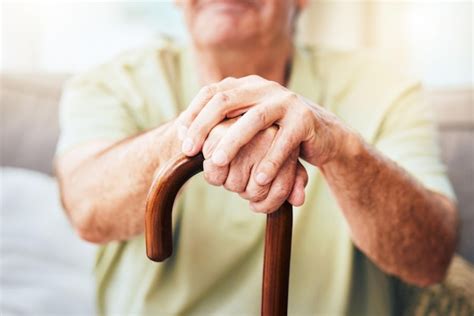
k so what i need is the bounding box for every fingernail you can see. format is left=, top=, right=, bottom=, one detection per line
left=177, top=125, right=187, bottom=141
left=256, top=172, right=269, bottom=185
left=182, top=138, right=194, bottom=154
left=212, top=149, right=228, bottom=166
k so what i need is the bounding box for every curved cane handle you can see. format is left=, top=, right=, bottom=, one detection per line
left=145, top=153, right=292, bottom=316
left=145, top=153, right=205, bottom=261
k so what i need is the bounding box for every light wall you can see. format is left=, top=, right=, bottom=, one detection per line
left=1, top=1, right=472, bottom=88
left=298, top=0, right=472, bottom=88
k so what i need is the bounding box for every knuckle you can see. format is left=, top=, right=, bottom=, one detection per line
left=201, top=85, right=215, bottom=98
left=224, top=177, right=245, bottom=193
left=239, top=191, right=250, bottom=200
left=282, top=131, right=298, bottom=151
left=281, top=95, right=295, bottom=111
left=273, top=184, right=291, bottom=201
left=214, top=176, right=226, bottom=186
left=177, top=111, right=189, bottom=124
left=300, top=104, right=313, bottom=117
left=249, top=185, right=269, bottom=202
left=250, top=203, right=267, bottom=213
left=268, top=80, right=281, bottom=89
left=260, top=203, right=278, bottom=214
left=261, top=127, right=276, bottom=143
left=300, top=107, right=315, bottom=128
left=203, top=172, right=220, bottom=186
left=264, top=158, right=280, bottom=173
left=253, top=107, right=268, bottom=125
left=286, top=92, right=299, bottom=104
left=203, top=163, right=223, bottom=186
left=215, top=92, right=230, bottom=104
left=224, top=183, right=243, bottom=193
left=261, top=205, right=276, bottom=214
left=247, top=74, right=260, bottom=80
left=222, top=76, right=236, bottom=84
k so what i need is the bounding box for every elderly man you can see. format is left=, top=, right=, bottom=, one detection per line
left=55, top=0, right=458, bottom=315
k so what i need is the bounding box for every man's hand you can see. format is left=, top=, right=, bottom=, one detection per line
left=177, top=75, right=458, bottom=286
left=178, top=75, right=357, bottom=188
left=200, top=118, right=308, bottom=213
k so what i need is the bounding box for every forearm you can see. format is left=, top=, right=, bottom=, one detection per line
left=320, top=133, right=458, bottom=286
left=56, top=120, right=181, bottom=243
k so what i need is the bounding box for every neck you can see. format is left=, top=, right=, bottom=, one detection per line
left=192, top=38, right=293, bottom=86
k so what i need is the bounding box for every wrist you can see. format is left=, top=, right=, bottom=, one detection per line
left=332, top=125, right=365, bottom=166
left=343, top=128, right=364, bottom=159
left=147, top=120, right=182, bottom=168
left=319, top=127, right=365, bottom=179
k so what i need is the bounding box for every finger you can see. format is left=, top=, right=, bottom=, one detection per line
left=202, top=128, right=221, bottom=160
left=177, top=77, right=238, bottom=136
left=223, top=151, right=253, bottom=193
left=249, top=155, right=297, bottom=213
left=203, top=159, right=229, bottom=186
left=202, top=126, right=222, bottom=160
left=202, top=117, right=240, bottom=159
left=182, top=86, right=263, bottom=156
left=236, top=127, right=278, bottom=201
left=287, top=161, right=308, bottom=207
left=254, top=127, right=303, bottom=186
left=239, top=163, right=271, bottom=203
left=202, top=138, right=216, bottom=160
left=210, top=102, right=285, bottom=166
left=183, top=75, right=265, bottom=126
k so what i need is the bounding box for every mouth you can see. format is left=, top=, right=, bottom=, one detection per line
left=197, top=0, right=259, bottom=14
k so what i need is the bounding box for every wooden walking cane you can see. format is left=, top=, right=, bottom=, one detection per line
left=145, top=153, right=293, bottom=316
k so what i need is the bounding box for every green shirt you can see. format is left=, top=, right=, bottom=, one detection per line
left=57, top=38, right=455, bottom=315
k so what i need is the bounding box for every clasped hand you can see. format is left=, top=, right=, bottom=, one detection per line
left=177, top=75, right=351, bottom=213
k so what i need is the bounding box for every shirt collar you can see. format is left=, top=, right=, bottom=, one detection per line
left=180, top=44, right=321, bottom=112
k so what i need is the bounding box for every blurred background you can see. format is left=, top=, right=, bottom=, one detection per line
left=1, top=1, right=472, bottom=86
left=1, top=0, right=473, bottom=315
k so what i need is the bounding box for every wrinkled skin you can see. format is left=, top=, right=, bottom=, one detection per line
left=175, top=0, right=309, bottom=211
left=55, top=0, right=457, bottom=287
left=201, top=117, right=308, bottom=212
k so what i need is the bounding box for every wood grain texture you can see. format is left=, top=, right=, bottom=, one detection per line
left=145, top=153, right=204, bottom=261
left=262, top=201, right=293, bottom=316
left=145, top=153, right=293, bottom=316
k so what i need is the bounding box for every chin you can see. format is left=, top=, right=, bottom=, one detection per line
left=190, top=7, right=259, bottom=49
left=194, top=25, right=255, bottom=49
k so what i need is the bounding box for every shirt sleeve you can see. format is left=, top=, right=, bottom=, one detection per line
left=373, top=82, right=456, bottom=200
left=55, top=68, right=141, bottom=155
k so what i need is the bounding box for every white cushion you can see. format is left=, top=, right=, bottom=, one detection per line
left=1, top=168, right=96, bottom=315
